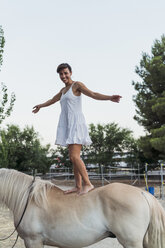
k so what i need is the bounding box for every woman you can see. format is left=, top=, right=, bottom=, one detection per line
left=33, top=63, right=122, bottom=194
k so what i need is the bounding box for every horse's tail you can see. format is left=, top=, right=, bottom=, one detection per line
left=143, top=191, right=165, bottom=248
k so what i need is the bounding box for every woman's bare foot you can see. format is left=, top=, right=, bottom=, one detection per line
left=64, top=187, right=81, bottom=194
left=79, top=184, right=94, bottom=195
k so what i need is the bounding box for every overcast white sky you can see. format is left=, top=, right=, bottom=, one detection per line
left=1, top=0, right=165, bottom=146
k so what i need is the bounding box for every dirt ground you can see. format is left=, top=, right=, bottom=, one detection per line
left=0, top=181, right=165, bottom=248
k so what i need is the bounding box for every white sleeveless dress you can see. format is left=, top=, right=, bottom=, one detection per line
left=55, top=83, right=92, bottom=147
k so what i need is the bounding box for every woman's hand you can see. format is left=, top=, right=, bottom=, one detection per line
left=32, top=90, right=63, bottom=114
left=110, top=95, right=122, bottom=103
left=32, top=105, right=41, bottom=113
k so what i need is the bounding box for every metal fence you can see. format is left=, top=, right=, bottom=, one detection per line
left=32, top=163, right=165, bottom=199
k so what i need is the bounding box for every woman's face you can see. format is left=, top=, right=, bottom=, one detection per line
left=59, top=68, right=72, bottom=84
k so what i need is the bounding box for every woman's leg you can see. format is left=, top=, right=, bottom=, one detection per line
left=65, top=144, right=94, bottom=194
left=64, top=160, right=82, bottom=194
left=73, top=164, right=82, bottom=191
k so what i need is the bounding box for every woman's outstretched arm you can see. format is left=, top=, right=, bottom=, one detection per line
left=32, top=88, right=64, bottom=113
left=75, top=82, right=122, bottom=103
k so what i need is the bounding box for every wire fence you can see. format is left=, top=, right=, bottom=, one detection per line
left=31, top=163, right=165, bottom=199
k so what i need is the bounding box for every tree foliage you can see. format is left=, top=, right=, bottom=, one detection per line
left=0, top=26, right=16, bottom=124
left=132, top=35, right=165, bottom=161
left=0, top=83, right=16, bottom=124
left=0, top=26, right=5, bottom=69
left=0, top=124, right=52, bottom=173
left=85, top=123, right=138, bottom=167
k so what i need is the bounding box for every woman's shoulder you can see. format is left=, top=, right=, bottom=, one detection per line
left=74, top=81, right=85, bottom=89
left=59, top=87, right=65, bottom=93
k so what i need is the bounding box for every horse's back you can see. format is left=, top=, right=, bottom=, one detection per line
left=97, top=182, right=144, bottom=202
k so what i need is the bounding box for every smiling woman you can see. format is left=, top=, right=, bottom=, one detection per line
left=32, top=63, right=122, bottom=194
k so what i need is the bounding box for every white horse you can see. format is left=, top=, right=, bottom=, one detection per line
left=0, top=168, right=165, bottom=248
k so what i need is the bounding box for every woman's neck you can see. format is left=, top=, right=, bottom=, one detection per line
left=65, top=80, right=74, bottom=87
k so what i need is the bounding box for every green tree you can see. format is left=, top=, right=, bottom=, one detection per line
left=0, top=124, right=52, bottom=173
left=0, top=26, right=16, bottom=124
left=132, top=35, right=165, bottom=162
left=84, top=123, right=138, bottom=173
left=0, top=26, right=5, bottom=68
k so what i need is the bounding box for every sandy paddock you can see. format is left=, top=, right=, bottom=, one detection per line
left=0, top=185, right=165, bottom=248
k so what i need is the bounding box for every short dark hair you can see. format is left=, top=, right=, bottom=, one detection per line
left=57, top=63, right=72, bottom=73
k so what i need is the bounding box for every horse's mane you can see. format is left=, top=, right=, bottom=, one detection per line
left=0, top=169, right=55, bottom=214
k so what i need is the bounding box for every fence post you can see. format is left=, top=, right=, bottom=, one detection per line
left=145, top=163, right=148, bottom=191
left=161, top=163, right=164, bottom=200
left=67, top=167, right=70, bottom=180
left=138, top=163, right=140, bottom=184
left=131, top=164, right=133, bottom=183
left=101, top=164, right=104, bottom=186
